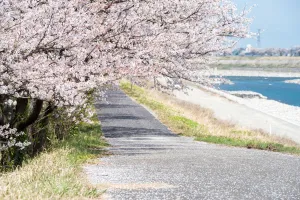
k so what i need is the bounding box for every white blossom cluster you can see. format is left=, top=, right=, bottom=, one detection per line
left=0, top=124, right=31, bottom=151
left=3, top=99, right=17, bottom=106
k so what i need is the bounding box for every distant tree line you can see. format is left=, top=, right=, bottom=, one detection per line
left=221, top=46, right=300, bottom=57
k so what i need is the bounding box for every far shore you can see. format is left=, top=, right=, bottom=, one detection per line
left=212, top=69, right=300, bottom=77
left=214, top=56, right=300, bottom=69
left=211, top=57, right=300, bottom=75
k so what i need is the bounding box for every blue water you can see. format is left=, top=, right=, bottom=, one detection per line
left=219, top=77, right=300, bottom=107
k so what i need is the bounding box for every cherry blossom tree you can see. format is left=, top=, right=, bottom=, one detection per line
left=0, top=0, right=250, bottom=168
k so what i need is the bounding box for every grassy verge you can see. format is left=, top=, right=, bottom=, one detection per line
left=121, top=81, right=300, bottom=155
left=0, top=118, right=108, bottom=199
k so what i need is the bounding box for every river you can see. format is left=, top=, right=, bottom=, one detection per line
left=219, top=76, right=300, bottom=107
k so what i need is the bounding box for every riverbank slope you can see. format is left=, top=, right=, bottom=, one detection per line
left=174, top=86, right=300, bottom=144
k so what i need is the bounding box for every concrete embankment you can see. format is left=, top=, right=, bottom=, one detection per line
left=174, top=86, right=300, bottom=144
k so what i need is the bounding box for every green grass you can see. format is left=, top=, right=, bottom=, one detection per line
left=170, top=116, right=199, bottom=129
left=121, top=81, right=300, bottom=155
left=61, top=122, right=108, bottom=165
left=0, top=117, right=108, bottom=199
left=196, top=135, right=300, bottom=153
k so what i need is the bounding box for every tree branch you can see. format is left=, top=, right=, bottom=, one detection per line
left=17, top=99, right=43, bottom=132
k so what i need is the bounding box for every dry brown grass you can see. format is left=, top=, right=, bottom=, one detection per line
left=0, top=121, right=107, bottom=200
left=0, top=149, right=96, bottom=200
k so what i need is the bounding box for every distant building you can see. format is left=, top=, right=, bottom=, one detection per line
left=245, top=44, right=252, bottom=53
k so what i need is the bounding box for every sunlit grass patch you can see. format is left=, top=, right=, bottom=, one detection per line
left=170, top=116, right=199, bottom=129
left=195, top=135, right=300, bottom=153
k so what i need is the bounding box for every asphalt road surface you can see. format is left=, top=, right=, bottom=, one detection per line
left=84, top=90, right=300, bottom=200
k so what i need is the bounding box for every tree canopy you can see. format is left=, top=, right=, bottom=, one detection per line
left=0, top=0, right=250, bottom=168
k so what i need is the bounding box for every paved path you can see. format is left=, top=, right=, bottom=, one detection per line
left=85, top=90, right=300, bottom=200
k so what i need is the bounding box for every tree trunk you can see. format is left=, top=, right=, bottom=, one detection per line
left=17, top=99, right=43, bottom=132
left=10, top=98, right=29, bottom=127
left=32, top=103, right=55, bottom=156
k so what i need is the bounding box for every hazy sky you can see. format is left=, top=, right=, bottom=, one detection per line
left=233, top=0, right=300, bottom=48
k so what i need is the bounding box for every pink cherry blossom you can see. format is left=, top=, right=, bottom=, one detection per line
left=0, top=0, right=250, bottom=153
